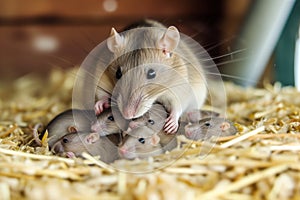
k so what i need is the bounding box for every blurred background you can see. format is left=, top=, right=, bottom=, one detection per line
left=0, top=0, right=298, bottom=87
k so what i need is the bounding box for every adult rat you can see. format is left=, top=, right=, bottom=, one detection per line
left=94, top=19, right=207, bottom=134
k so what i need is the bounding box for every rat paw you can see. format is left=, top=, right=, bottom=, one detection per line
left=164, top=115, right=179, bottom=134
left=66, top=151, right=76, bottom=158
left=94, top=98, right=110, bottom=115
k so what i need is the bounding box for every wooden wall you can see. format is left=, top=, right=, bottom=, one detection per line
left=0, top=0, right=251, bottom=79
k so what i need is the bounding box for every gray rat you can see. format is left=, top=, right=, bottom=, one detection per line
left=52, top=132, right=120, bottom=163
left=41, top=108, right=122, bottom=149
left=128, top=103, right=168, bottom=132
left=124, top=104, right=223, bottom=156
left=90, top=108, right=125, bottom=137
left=41, top=109, right=94, bottom=148
left=128, top=102, right=177, bottom=152
left=119, top=103, right=178, bottom=160
left=184, top=117, right=237, bottom=140
left=118, top=126, right=163, bottom=160
left=119, top=126, right=178, bottom=160
left=95, top=19, right=207, bottom=134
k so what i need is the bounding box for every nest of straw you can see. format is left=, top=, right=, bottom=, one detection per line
left=1, top=69, right=300, bottom=200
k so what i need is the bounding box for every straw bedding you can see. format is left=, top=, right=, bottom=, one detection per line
left=0, top=69, right=300, bottom=200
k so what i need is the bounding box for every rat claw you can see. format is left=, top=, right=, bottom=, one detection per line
left=164, top=111, right=179, bottom=134
left=94, top=102, right=104, bottom=115
left=164, top=116, right=178, bottom=134
left=66, top=152, right=76, bottom=158
left=94, top=98, right=111, bottom=115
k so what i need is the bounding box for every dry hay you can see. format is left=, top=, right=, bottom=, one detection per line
left=1, top=69, right=300, bottom=200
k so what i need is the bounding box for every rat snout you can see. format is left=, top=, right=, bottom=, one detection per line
left=51, top=140, right=64, bottom=154
left=91, top=122, right=107, bottom=136
left=121, top=93, right=144, bottom=119
left=184, top=125, right=202, bottom=140
left=128, top=121, right=141, bottom=129
left=118, top=146, right=128, bottom=155
left=118, top=144, right=136, bottom=159
left=91, top=123, right=99, bottom=132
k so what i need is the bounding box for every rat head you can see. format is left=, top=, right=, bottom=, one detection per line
left=128, top=103, right=168, bottom=132
left=107, top=26, right=189, bottom=119
left=91, top=108, right=122, bottom=136
left=51, top=132, right=100, bottom=158
left=184, top=117, right=237, bottom=140
left=118, top=126, right=162, bottom=160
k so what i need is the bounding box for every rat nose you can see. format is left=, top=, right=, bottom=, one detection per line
left=129, top=121, right=139, bottom=129
left=119, top=147, right=127, bottom=155
left=91, top=123, right=100, bottom=132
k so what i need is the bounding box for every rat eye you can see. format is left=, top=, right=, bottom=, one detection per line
left=108, top=115, right=114, bottom=121
left=204, top=122, right=211, bottom=127
left=148, top=119, right=155, bottom=125
left=138, top=138, right=145, bottom=144
left=147, top=69, right=156, bottom=79
left=62, top=138, right=69, bottom=143
left=116, top=67, right=122, bottom=79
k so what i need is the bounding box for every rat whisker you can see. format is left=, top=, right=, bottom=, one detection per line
left=202, top=48, right=248, bottom=61
left=201, top=35, right=237, bottom=52
left=205, top=72, right=256, bottom=84
left=205, top=57, right=249, bottom=69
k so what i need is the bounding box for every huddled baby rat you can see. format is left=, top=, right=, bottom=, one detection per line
left=128, top=103, right=168, bottom=132
left=41, top=108, right=122, bottom=149
left=90, top=108, right=124, bottom=136
left=41, top=109, right=95, bottom=148
left=184, top=117, right=237, bottom=140
left=118, top=126, right=163, bottom=160
left=52, top=132, right=120, bottom=163
left=117, top=103, right=167, bottom=161
left=119, top=104, right=221, bottom=160
left=95, top=19, right=207, bottom=134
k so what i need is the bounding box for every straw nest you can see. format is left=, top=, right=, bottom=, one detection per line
left=1, top=68, right=300, bottom=200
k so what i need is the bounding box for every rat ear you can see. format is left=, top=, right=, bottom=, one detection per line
left=157, top=26, right=180, bottom=53
left=220, top=122, right=231, bottom=131
left=85, top=133, right=100, bottom=144
left=151, top=134, right=160, bottom=146
left=107, top=28, right=124, bottom=53
left=67, top=126, right=78, bottom=133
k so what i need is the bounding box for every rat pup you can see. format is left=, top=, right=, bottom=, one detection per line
left=128, top=103, right=168, bottom=132
left=184, top=117, right=237, bottom=140
left=52, top=132, right=120, bottom=163
left=95, top=19, right=207, bottom=134
left=118, top=126, right=163, bottom=160
left=119, top=103, right=178, bottom=160
left=90, top=108, right=125, bottom=136
left=40, top=109, right=95, bottom=148
left=40, top=108, right=122, bottom=149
